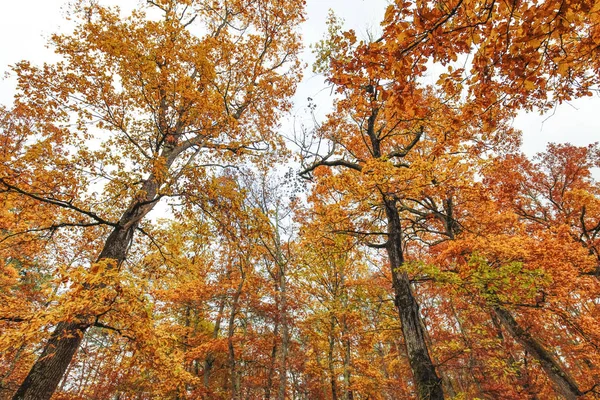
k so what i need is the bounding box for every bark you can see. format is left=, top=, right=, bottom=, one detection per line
left=340, top=273, right=353, bottom=400
left=490, top=312, right=538, bottom=398
left=261, top=204, right=289, bottom=400
left=265, top=321, right=279, bottom=400
left=383, top=197, right=444, bottom=400
left=494, top=306, right=583, bottom=400
left=12, top=322, right=86, bottom=400
left=328, top=314, right=338, bottom=400
left=204, top=296, right=226, bottom=388
left=277, top=262, right=289, bottom=400
left=227, top=271, right=245, bottom=399
left=14, top=159, right=167, bottom=400
left=342, top=319, right=353, bottom=400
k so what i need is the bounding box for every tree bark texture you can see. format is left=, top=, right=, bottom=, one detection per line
left=494, top=306, right=583, bottom=400
left=14, top=175, right=163, bottom=400
left=384, top=197, right=445, bottom=400
left=12, top=322, right=86, bottom=400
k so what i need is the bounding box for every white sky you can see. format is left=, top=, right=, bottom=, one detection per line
left=1, top=0, right=598, bottom=158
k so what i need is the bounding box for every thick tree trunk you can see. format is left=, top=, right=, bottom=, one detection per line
left=494, top=306, right=583, bottom=400
left=383, top=197, right=444, bottom=400
left=13, top=176, right=162, bottom=400
left=12, top=322, right=86, bottom=400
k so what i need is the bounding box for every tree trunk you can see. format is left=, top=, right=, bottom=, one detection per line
left=340, top=273, right=353, bottom=400
left=204, top=296, right=226, bottom=388
left=342, top=319, right=353, bottom=400
left=265, top=320, right=279, bottom=400
left=383, top=197, right=444, bottom=400
left=494, top=306, right=583, bottom=400
left=227, top=272, right=245, bottom=399
left=12, top=321, right=86, bottom=400
left=328, top=315, right=338, bottom=400
left=277, top=262, right=289, bottom=400
left=13, top=174, right=163, bottom=400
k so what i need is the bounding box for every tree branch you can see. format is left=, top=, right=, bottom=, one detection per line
left=0, top=178, right=116, bottom=227
left=93, top=321, right=135, bottom=341
left=386, top=128, right=423, bottom=159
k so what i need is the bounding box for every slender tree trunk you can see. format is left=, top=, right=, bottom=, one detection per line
left=376, top=341, right=390, bottom=381
left=490, top=311, right=538, bottom=398
left=493, top=307, right=583, bottom=400
left=0, top=345, right=25, bottom=392
left=328, top=315, right=338, bottom=400
left=277, top=263, right=289, bottom=400
left=450, top=303, right=483, bottom=396
left=204, top=296, right=226, bottom=388
left=265, top=320, right=279, bottom=400
left=315, top=348, right=328, bottom=399
left=340, top=274, right=353, bottom=400
left=227, top=273, right=245, bottom=399
left=383, top=197, right=444, bottom=400
left=342, top=318, right=353, bottom=400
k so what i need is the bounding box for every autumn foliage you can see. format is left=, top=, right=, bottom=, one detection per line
left=1, top=0, right=600, bottom=399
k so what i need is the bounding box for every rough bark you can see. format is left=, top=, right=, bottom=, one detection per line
left=12, top=322, right=86, bottom=400
left=14, top=166, right=166, bottom=400
left=494, top=306, right=583, bottom=400
left=384, top=197, right=445, bottom=400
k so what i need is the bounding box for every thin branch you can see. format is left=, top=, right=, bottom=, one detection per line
left=93, top=321, right=135, bottom=341
left=386, top=128, right=423, bottom=159
left=299, top=158, right=363, bottom=178
left=0, top=221, right=104, bottom=244
left=0, top=178, right=116, bottom=227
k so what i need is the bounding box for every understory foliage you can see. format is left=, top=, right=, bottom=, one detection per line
left=1, top=0, right=600, bottom=399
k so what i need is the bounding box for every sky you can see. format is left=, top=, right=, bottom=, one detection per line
left=1, top=0, right=598, bottom=158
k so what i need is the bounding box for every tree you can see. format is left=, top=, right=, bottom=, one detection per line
left=0, top=0, right=303, bottom=398
left=299, top=1, right=600, bottom=398
left=301, top=21, right=510, bottom=398
left=3, top=0, right=600, bottom=398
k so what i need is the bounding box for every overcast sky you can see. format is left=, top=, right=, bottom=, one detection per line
left=1, top=0, right=598, bottom=158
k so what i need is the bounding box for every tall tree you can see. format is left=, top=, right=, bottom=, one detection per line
left=300, top=1, right=600, bottom=397
left=301, top=19, right=512, bottom=398
left=0, top=0, right=303, bottom=398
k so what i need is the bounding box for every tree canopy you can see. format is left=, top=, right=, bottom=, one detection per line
left=1, top=1, right=600, bottom=399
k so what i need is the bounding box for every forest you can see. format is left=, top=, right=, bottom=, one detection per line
left=1, top=0, right=600, bottom=399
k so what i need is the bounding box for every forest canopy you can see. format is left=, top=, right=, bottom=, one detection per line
left=1, top=1, right=600, bottom=399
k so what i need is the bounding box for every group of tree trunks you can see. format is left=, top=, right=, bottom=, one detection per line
left=1, top=0, right=600, bottom=399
